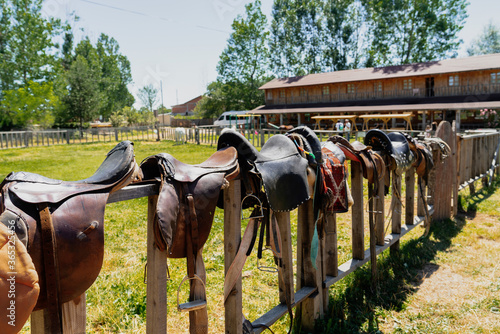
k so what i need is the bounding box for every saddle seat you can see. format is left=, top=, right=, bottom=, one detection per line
left=3, top=141, right=140, bottom=205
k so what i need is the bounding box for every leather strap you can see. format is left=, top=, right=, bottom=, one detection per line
left=223, top=214, right=261, bottom=302
left=38, top=203, right=63, bottom=334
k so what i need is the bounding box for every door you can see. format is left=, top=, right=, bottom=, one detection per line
left=425, top=77, right=435, bottom=97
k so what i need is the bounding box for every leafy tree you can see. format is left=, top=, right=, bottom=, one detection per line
left=362, top=0, right=468, bottom=65
left=138, top=84, right=159, bottom=112
left=8, top=0, right=67, bottom=86
left=467, top=22, right=500, bottom=56
left=72, top=34, right=134, bottom=120
left=62, top=55, right=101, bottom=132
left=1, top=81, right=59, bottom=128
left=323, top=0, right=367, bottom=71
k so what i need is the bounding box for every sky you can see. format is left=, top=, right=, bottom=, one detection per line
left=42, top=0, right=500, bottom=110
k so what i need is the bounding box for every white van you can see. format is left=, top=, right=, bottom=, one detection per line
left=213, top=111, right=250, bottom=128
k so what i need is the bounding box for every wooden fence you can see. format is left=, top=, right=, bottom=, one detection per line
left=0, top=126, right=160, bottom=149
left=25, top=123, right=500, bottom=333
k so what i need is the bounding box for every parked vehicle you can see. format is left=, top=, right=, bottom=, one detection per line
left=213, top=111, right=249, bottom=128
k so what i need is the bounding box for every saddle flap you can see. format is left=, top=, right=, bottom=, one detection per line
left=256, top=135, right=311, bottom=212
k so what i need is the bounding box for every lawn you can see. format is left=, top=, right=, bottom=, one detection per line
left=1, top=140, right=498, bottom=333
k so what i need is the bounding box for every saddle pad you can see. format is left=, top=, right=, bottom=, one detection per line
left=321, top=142, right=349, bottom=213
left=0, top=223, right=39, bottom=334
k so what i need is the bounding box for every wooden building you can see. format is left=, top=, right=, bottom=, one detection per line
left=251, top=53, right=500, bottom=130
left=171, top=95, right=203, bottom=116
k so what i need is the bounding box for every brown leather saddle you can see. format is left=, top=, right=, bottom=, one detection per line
left=0, top=141, right=140, bottom=333
left=328, top=135, right=386, bottom=186
left=139, top=147, right=239, bottom=314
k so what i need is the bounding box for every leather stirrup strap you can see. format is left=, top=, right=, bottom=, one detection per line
left=184, top=184, right=199, bottom=278
left=38, top=203, right=63, bottom=334
left=223, top=211, right=261, bottom=302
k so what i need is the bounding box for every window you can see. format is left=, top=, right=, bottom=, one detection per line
left=300, top=87, right=307, bottom=96
left=280, top=89, right=286, bottom=98
left=322, top=86, right=330, bottom=95
left=491, top=72, right=500, bottom=84
left=403, top=79, right=413, bottom=90
left=347, top=84, right=355, bottom=93
left=266, top=91, right=273, bottom=100
left=374, top=82, right=382, bottom=92
left=448, top=75, right=459, bottom=86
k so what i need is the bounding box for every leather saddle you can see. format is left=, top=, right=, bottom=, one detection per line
left=364, top=129, right=415, bottom=176
left=217, top=129, right=310, bottom=212
left=0, top=141, right=140, bottom=332
left=328, top=135, right=386, bottom=185
left=401, top=133, right=434, bottom=183
left=139, top=147, right=239, bottom=258
left=139, top=147, right=238, bottom=320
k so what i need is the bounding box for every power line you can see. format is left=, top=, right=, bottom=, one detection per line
left=79, top=0, right=230, bottom=34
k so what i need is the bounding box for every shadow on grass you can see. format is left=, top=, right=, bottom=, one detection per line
left=311, top=217, right=466, bottom=334
left=310, top=177, right=500, bottom=333
left=458, top=176, right=500, bottom=218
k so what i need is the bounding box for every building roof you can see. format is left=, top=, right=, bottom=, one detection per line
left=171, top=95, right=203, bottom=108
left=260, top=53, right=500, bottom=90
left=250, top=101, right=500, bottom=115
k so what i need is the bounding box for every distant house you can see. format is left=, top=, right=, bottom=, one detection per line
left=252, top=53, right=500, bottom=130
left=171, top=96, right=203, bottom=116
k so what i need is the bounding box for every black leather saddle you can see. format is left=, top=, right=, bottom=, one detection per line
left=364, top=129, right=415, bottom=176
left=217, top=129, right=310, bottom=212
left=0, top=141, right=139, bottom=333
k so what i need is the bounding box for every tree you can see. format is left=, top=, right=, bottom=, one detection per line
left=72, top=34, right=134, bottom=120
left=1, top=81, right=59, bottom=128
left=196, top=0, right=270, bottom=118
left=362, top=0, right=468, bottom=65
left=323, top=0, right=367, bottom=71
left=467, top=22, right=500, bottom=56
left=62, top=55, right=101, bottom=132
left=8, top=0, right=67, bottom=86
left=138, top=84, right=159, bottom=112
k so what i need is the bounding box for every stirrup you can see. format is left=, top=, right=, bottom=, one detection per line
left=241, top=194, right=264, bottom=220
left=256, top=256, right=278, bottom=273
left=176, top=275, right=207, bottom=312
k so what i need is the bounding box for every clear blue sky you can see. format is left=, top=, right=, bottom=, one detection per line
left=43, top=0, right=500, bottom=110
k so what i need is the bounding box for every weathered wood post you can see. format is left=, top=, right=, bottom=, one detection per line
left=296, top=200, right=322, bottom=331
left=224, top=179, right=242, bottom=334
left=405, top=166, right=415, bottom=225
left=391, top=171, right=402, bottom=253
left=351, top=161, right=364, bottom=260
left=275, top=210, right=295, bottom=325
left=146, top=194, right=168, bottom=334
left=433, top=121, right=456, bottom=220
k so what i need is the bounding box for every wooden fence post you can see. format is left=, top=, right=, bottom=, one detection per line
left=146, top=194, right=168, bottom=334
left=275, top=211, right=295, bottom=318
left=323, top=212, right=337, bottom=311
left=390, top=172, right=402, bottom=253
left=433, top=121, right=456, bottom=220
left=405, top=167, right=415, bottom=225
left=351, top=161, right=364, bottom=260
left=297, top=200, right=323, bottom=332
left=375, top=175, right=385, bottom=246
left=31, top=294, right=86, bottom=334
left=224, top=179, right=242, bottom=334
